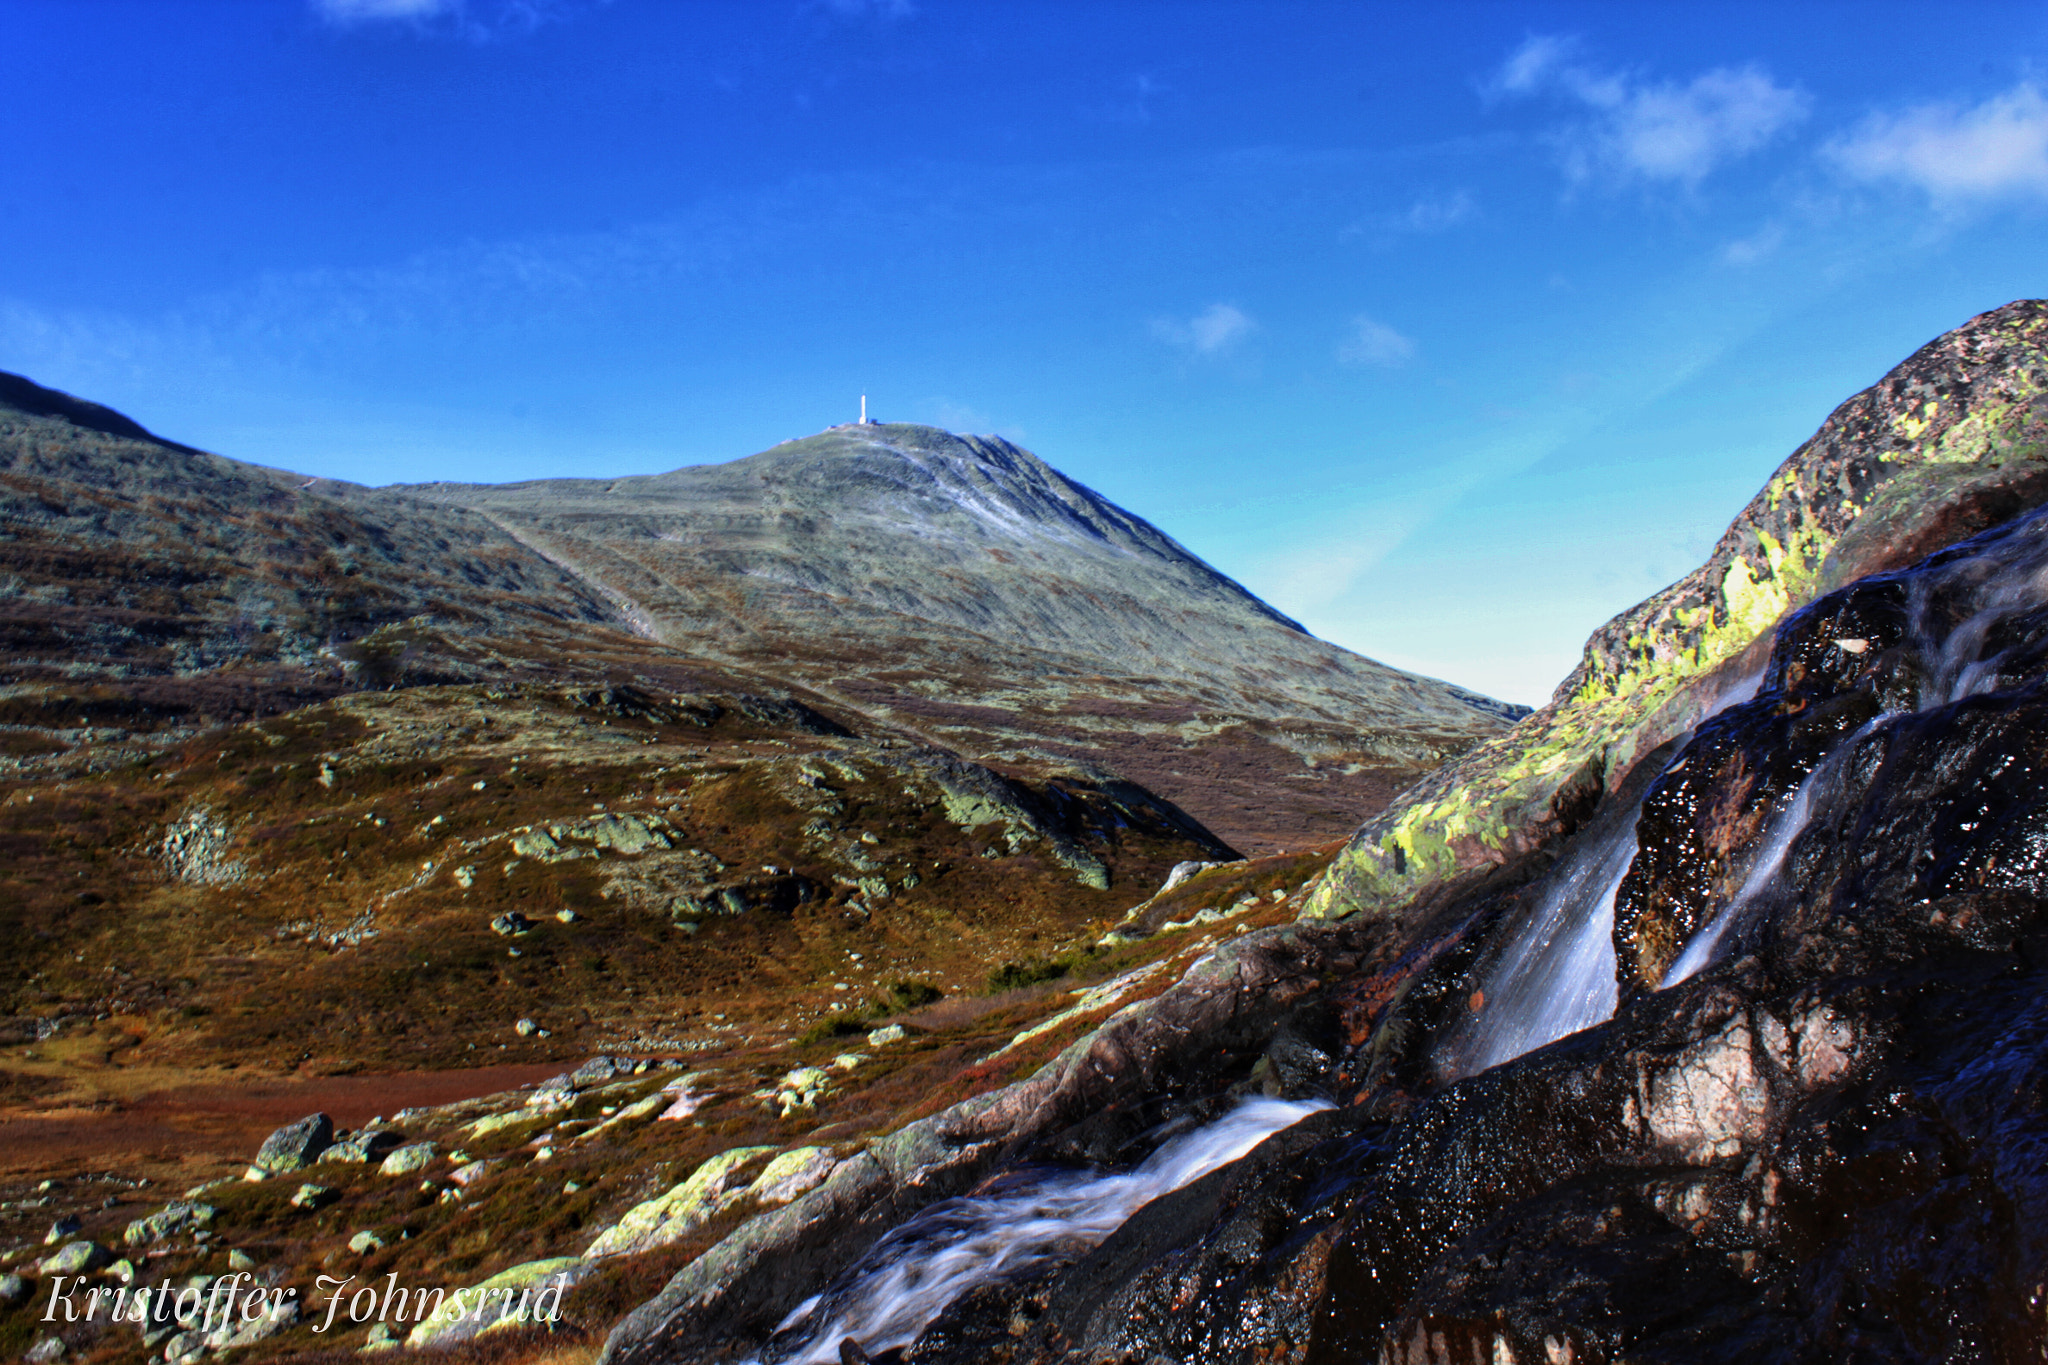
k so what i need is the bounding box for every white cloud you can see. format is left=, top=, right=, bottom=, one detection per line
left=1494, top=35, right=1809, bottom=187
left=311, top=0, right=593, bottom=38
left=313, top=0, right=459, bottom=23
left=1337, top=316, right=1414, bottom=368
left=1826, top=83, right=2048, bottom=203
left=1151, top=303, right=1255, bottom=357
left=815, top=0, right=917, bottom=20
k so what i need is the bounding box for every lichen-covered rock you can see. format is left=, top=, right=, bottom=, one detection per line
left=251, top=1112, right=333, bottom=1173
left=378, top=1141, right=438, bottom=1176
left=405, top=1258, right=586, bottom=1348
left=317, top=1129, right=403, bottom=1164
left=582, top=1146, right=777, bottom=1259
left=37, top=1239, right=109, bottom=1275
left=749, top=1148, right=838, bottom=1207
left=1310, top=300, right=2048, bottom=924
left=123, top=1201, right=214, bottom=1247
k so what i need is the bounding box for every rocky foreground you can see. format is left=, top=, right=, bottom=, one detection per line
left=570, top=301, right=2048, bottom=1364
left=7, top=303, right=2048, bottom=1365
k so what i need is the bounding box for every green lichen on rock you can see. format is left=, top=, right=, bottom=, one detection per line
left=581, top=1145, right=776, bottom=1258
left=1307, top=300, right=2048, bottom=922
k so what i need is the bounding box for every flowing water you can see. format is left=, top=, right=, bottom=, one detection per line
left=763, top=1097, right=1330, bottom=1363
left=1666, top=510, right=2048, bottom=986
left=1440, top=667, right=1764, bottom=1080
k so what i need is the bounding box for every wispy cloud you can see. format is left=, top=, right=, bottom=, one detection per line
left=1826, top=83, right=2048, bottom=204
left=1336, top=315, right=1415, bottom=367
left=1493, top=35, right=1809, bottom=187
left=1720, top=221, right=1786, bottom=266
left=1151, top=303, right=1255, bottom=357
left=310, top=0, right=595, bottom=39
left=811, top=0, right=916, bottom=21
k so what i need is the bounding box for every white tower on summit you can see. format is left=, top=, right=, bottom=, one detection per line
left=860, top=394, right=869, bottom=424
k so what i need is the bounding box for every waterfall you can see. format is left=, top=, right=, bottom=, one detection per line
left=762, top=1097, right=1330, bottom=1363
left=1665, top=506, right=2048, bottom=985
left=1442, top=821, right=1636, bottom=1079
left=1439, top=666, right=1764, bottom=1080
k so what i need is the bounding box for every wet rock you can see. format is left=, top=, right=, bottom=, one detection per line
left=251, top=1112, right=334, bottom=1173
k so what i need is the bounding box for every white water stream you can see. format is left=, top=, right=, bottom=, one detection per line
left=765, top=1097, right=1330, bottom=1363
left=1666, top=514, right=2048, bottom=985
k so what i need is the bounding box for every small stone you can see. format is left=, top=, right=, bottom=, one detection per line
left=38, top=1240, right=110, bottom=1275
left=23, top=1337, right=65, bottom=1364
left=107, top=1257, right=136, bottom=1283
left=866, top=1024, right=909, bottom=1046
left=290, top=1183, right=333, bottom=1210
left=348, top=1230, right=385, bottom=1254
left=515, top=1017, right=539, bottom=1037
left=252, top=1112, right=335, bottom=1173
left=44, top=1214, right=80, bottom=1244
left=0, top=1272, right=26, bottom=1304
left=454, top=865, right=476, bottom=888
left=379, top=1141, right=437, bottom=1176
left=564, top=1181, right=582, bottom=1194
left=830, top=1052, right=868, bottom=1071
left=533, top=1146, right=554, bottom=1161
left=227, top=1249, right=256, bottom=1272
left=556, top=908, right=579, bottom=923
left=362, top=1321, right=401, bottom=1352
left=491, top=911, right=534, bottom=936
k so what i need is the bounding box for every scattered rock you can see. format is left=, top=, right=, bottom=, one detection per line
left=37, top=1240, right=109, bottom=1275
left=106, top=1258, right=135, bottom=1283
left=226, top=1250, right=256, bottom=1272
left=379, top=1142, right=438, bottom=1176
left=289, top=1184, right=333, bottom=1210
left=42, top=1214, right=79, bottom=1244
left=0, top=1273, right=25, bottom=1305
left=775, top=1067, right=835, bottom=1116
left=515, top=1017, right=540, bottom=1037
left=490, top=911, right=534, bottom=936
left=866, top=1024, right=909, bottom=1046
left=318, top=1130, right=403, bottom=1164
left=362, top=1321, right=401, bottom=1353
left=406, top=1257, right=586, bottom=1349
left=348, top=1230, right=385, bottom=1255
left=23, top=1337, right=65, bottom=1364
left=251, top=1113, right=334, bottom=1174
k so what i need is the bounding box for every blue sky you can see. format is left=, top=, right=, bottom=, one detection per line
left=3, top=1, right=2045, bottom=705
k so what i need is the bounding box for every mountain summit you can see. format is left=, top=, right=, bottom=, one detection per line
left=388, top=421, right=1520, bottom=849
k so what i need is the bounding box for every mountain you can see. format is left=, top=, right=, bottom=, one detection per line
left=382, top=423, right=1521, bottom=852
left=0, top=389, right=1517, bottom=854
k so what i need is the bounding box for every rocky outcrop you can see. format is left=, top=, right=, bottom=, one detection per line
left=1311, top=299, right=2048, bottom=921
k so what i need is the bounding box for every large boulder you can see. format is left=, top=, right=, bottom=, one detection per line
left=249, top=1112, right=334, bottom=1174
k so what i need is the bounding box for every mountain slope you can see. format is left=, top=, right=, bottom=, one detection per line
left=0, top=391, right=1518, bottom=851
